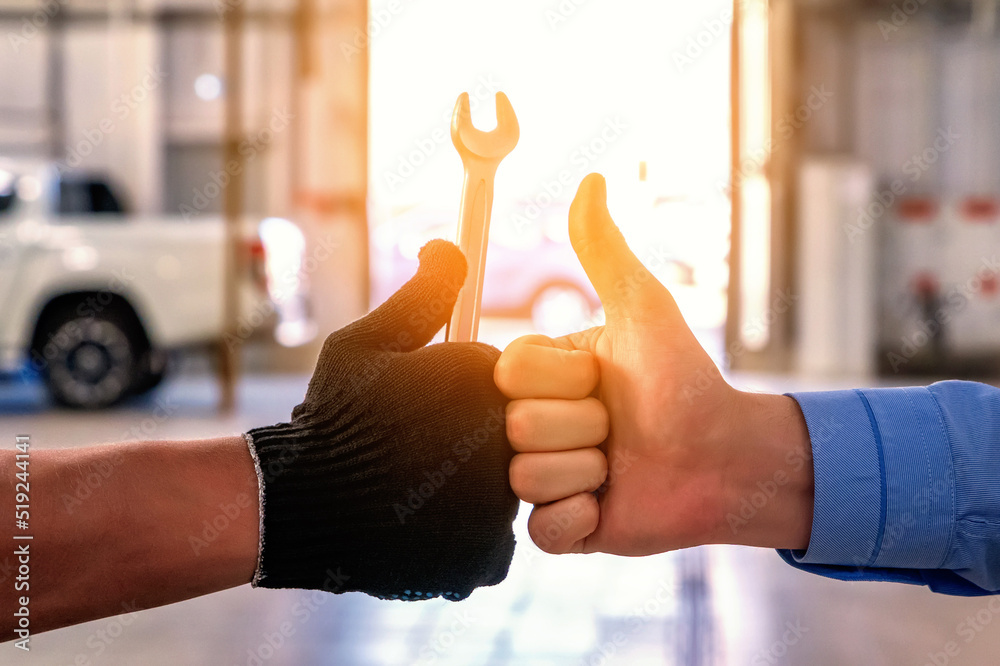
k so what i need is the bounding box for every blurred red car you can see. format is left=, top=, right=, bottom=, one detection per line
left=371, top=214, right=599, bottom=335
left=370, top=208, right=701, bottom=336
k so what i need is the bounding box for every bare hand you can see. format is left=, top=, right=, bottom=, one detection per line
left=495, top=174, right=813, bottom=556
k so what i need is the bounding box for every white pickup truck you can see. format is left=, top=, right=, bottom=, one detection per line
left=0, top=160, right=278, bottom=408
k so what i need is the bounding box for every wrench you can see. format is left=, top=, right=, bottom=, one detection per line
left=446, top=91, right=519, bottom=343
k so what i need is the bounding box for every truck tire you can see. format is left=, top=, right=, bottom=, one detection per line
left=36, top=306, right=144, bottom=409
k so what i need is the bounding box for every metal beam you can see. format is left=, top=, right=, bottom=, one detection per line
left=218, top=0, right=245, bottom=412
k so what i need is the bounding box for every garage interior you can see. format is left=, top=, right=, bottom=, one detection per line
left=1, top=0, right=999, bottom=664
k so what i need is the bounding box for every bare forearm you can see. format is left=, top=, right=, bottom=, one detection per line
left=0, top=436, right=259, bottom=638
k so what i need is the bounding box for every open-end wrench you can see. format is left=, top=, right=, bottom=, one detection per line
left=446, top=91, right=519, bottom=343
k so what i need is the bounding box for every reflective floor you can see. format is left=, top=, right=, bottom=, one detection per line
left=2, top=326, right=1000, bottom=665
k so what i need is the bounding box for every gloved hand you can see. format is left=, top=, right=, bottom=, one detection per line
left=245, top=240, right=518, bottom=601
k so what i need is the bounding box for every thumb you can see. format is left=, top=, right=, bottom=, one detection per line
left=345, top=239, right=467, bottom=351
left=569, top=173, right=678, bottom=322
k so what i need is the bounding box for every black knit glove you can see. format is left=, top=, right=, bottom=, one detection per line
left=244, top=240, right=518, bottom=601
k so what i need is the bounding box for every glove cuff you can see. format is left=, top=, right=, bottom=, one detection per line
left=242, top=431, right=266, bottom=588
left=244, top=421, right=359, bottom=594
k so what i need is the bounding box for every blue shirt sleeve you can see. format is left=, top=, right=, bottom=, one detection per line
left=777, top=380, right=1000, bottom=596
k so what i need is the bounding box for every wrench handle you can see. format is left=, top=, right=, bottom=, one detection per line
left=447, top=164, right=495, bottom=343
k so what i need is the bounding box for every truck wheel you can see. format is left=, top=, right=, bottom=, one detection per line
left=39, top=311, right=141, bottom=409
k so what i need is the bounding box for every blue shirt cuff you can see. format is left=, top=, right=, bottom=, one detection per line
left=782, top=387, right=955, bottom=571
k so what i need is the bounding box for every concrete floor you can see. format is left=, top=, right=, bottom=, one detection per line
left=2, top=322, right=1000, bottom=665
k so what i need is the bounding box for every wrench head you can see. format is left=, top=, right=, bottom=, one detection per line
left=451, top=91, right=519, bottom=162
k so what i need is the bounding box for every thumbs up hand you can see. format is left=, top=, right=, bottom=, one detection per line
left=247, top=240, right=518, bottom=600
left=496, top=174, right=814, bottom=556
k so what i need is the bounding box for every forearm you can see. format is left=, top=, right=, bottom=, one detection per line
left=0, top=436, right=259, bottom=637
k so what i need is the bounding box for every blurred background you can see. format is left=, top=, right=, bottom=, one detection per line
left=1, top=0, right=999, bottom=663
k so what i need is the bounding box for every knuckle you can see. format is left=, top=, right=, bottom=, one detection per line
left=579, top=495, right=600, bottom=534
left=527, top=526, right=552, bottom=553
left=570, top=351, right=599, bottom=395
left=493, top=352, right=521, bottom=395
left=527, top=512, right=564, bottom=555
left=581, top=449, right=608, bottom=489
left=508, top=454, right=536, bottom=499
left=505, top=401, right=535, bottom=448
left=589, top=399, right=610, bottom=440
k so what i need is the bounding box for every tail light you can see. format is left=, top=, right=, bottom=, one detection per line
left=960, top=196, right=999, bottom=223
left=912, top=271, right=939, bottom=299
left=897, top=197, right=937, bottom=222
left=979, top=272, right=999, bottom=298
left=247, top=237, right=268, bottom=291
